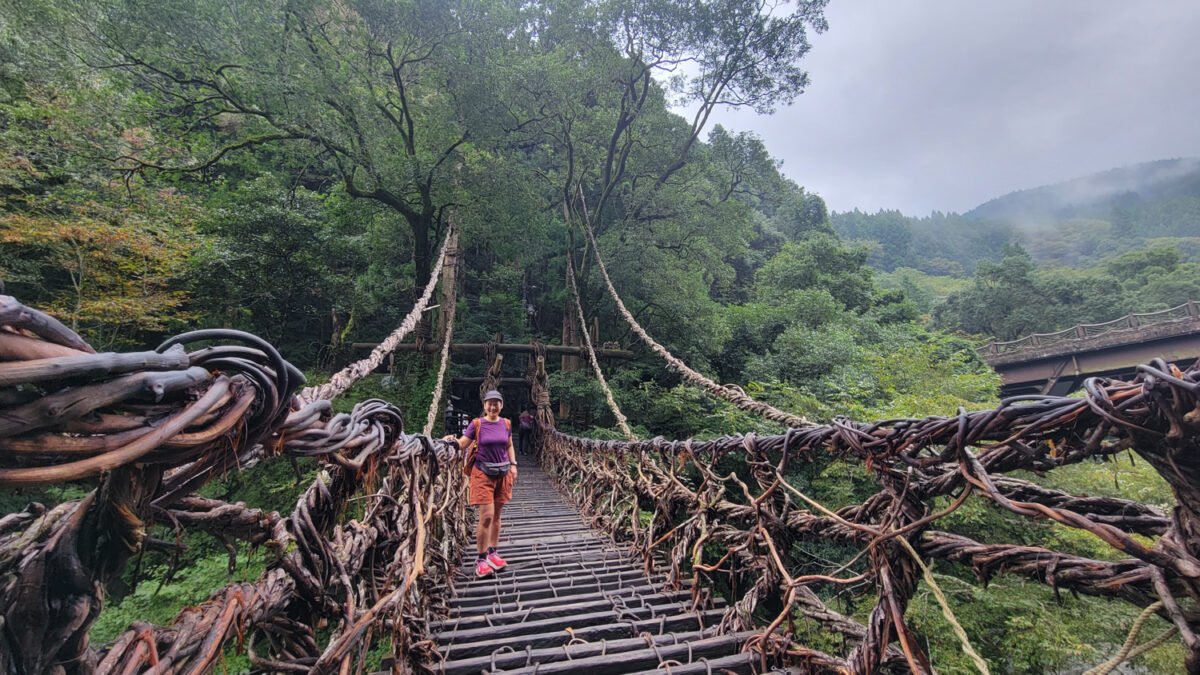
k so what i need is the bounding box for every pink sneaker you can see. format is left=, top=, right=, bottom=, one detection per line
left=486, top=550, right=507, bottom=571
left=474, top=558, right=494, bottom=578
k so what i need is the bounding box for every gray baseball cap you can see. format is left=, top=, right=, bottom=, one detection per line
left=481, top=389, right=504, bottom=403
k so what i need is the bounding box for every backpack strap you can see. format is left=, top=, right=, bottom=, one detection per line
left=463, top=417, right=482, bottom=475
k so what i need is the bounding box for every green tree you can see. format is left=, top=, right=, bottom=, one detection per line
left=41, top=0, right=494, bottom=294
left=756, top=234, right=873, bottom=312
left=933, top=243, right=1046, bottom=339
left=0, top=189, right=197, bottom=348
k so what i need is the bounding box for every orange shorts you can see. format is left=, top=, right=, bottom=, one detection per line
left=468, top=465, right=514, bottom=506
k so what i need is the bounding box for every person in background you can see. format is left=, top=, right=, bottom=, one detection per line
left=443, top=399, right=457, bottom=436
left=443, top=390, right=517, bottom=578
left=518, top=407, right=535, bottom=456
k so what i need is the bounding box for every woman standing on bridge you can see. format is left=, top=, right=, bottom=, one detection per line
left=444, top=389, right=518, bottom=578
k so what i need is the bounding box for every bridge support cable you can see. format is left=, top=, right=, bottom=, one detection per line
left=0, top=291, right=476, bottom=673
left=526, top=340, right=556, bottom=431
left=422, top=298, right=456, bottom=436
left=574, top=192, right=812, bottom=429
left=299, top=224, right=455, bottom=403
left=480, top=340, right=503, bottom=398
left=566, top=252, right=636, bottom=441
left=536, top=359, right=1200, bottom=672
left=423, top=230, right=459, bottom=436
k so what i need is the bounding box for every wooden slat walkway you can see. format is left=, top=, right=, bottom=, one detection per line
left=430, top=464, right=780, bottom=674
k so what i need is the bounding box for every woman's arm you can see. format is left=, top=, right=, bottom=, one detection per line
left=441, top=433, right=471, bottom=451
left=508, top=435, right=518, bottom=477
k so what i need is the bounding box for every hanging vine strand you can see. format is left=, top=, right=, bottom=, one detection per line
left=575, top=188, right=812, bottom=429
left=299, top=225, right=454, bottom=404
left=566, top=250, right=636, bottom=440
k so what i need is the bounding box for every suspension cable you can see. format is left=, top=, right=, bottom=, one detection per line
left=299, top=226, right=454, bottom=404
left=566, top=251, right=635, bottom=440
left=575, top=191, right=812, bottom=429
left=423, top=235, right=458, bottom=436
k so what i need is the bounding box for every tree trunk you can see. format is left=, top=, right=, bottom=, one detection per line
left=411, top=214, right=434, bottom=346
left=438, top=229, right=460, bottom=340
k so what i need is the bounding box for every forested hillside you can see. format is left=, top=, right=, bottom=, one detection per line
left=0, top=2, right=1187, bottom=672
left=0, top=0, right=987, bottom=430
left=835, top=159, right=1200, bottom=340
left=835, top=158, right=1200, bottom=275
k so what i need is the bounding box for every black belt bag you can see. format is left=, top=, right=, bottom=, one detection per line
left=476, top=460, right=511, bottom=477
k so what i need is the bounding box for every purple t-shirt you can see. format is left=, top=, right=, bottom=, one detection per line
left=463, top=417, right=512, bottom=464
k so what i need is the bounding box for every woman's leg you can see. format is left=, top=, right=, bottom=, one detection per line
left=477, top=502, right=495, bottom=553
left=489, top=501, right=505, bottom=550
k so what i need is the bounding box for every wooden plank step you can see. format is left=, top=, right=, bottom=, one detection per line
left=447, top=575, right=678, bottom=610
left=433, top=590, right=701, bottom=630
left=438, top=609, right=729, bottom=660
left=435, top=601, right=700, bottom=643
left=435, top=628, right=724, bottom=675
left=457, top=544, right=626, bottom=566
left=453, top=567, right=656, bottom=598
left=624, top=651, right=764, bottom=674
left=446, top=581, right=687, bottom=616
left=496, top=631, right=759, bottom=675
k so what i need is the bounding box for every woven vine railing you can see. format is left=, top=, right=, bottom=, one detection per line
left=6, top=279, right=1200, bottom=673
left=0, top=292, right=470, bottom=675
left=538, top=359, right=1200, bottom=673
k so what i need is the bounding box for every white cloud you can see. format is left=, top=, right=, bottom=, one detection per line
left=709, top=0, right=1200, bottom=215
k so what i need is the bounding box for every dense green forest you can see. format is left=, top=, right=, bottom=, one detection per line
left=837, top=159, right=1200, bottom=340
left=0, top=1, right=1185, bottom=672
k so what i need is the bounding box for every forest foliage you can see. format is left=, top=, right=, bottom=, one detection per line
left=836, top=158, right=1200, bottom=341
left=0, top=1, right=1187, bottom=672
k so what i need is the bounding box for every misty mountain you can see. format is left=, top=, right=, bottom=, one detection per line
left=832, top=158, right=1200, bottom=275
left=965, top=157, right=1200, bottom=225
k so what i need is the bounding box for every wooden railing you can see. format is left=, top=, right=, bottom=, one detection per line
left=978, top=300, right=1200, bottom=359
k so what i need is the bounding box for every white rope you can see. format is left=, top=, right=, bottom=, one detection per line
left=895, top=537, right=990, bottom=674
left=1083, top=601, right=1175, bottom=675
left=566, top=252, right=635, bottom=441
left=299, top=226, right=454, bottom=403
left=423, top=247, right=457, bottom=437
left=575, top=192, right=811, bottom=429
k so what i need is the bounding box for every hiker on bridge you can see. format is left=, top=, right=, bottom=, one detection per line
left=517, top=407, right=535, bottom=456
left=444, top=389, right=518, bottom=578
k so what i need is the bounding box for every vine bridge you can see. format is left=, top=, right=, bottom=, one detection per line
left=3, top=224, right=1200, bottom=674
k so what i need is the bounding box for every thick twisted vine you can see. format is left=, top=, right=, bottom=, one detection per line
left=526, top=340, right=554, bottom=431
left=480, top=340, right=502, bottom=399
left=0, top=294, right=472, bottom=674
left=540, top=359, right=1200, bottom=672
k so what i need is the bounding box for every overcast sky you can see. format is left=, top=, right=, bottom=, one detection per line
left=709, top=1, right=1200, bottom=216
